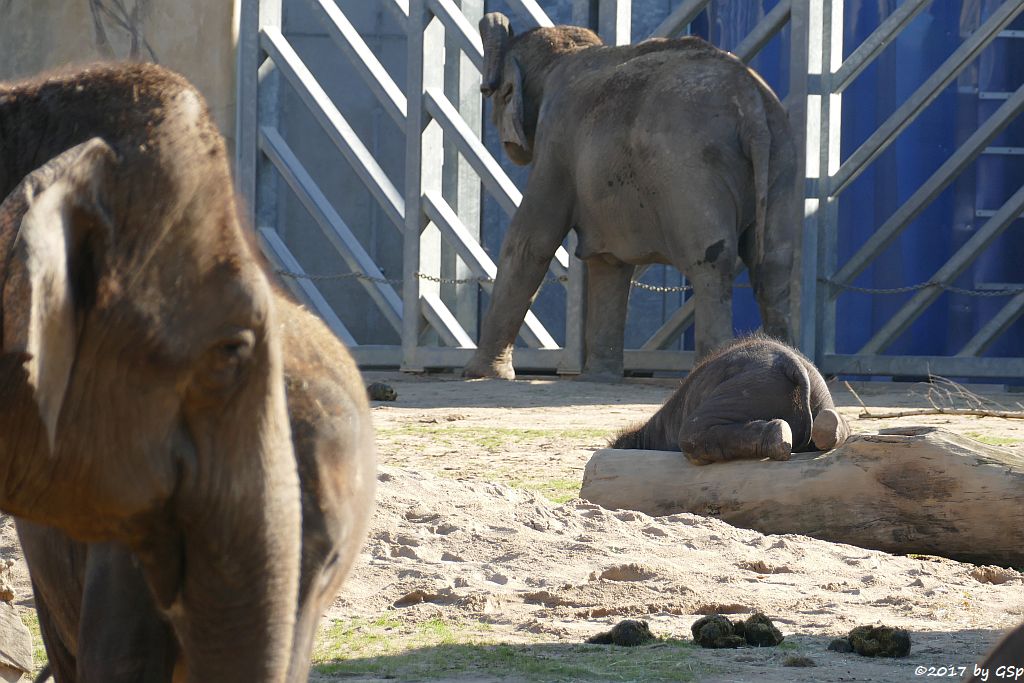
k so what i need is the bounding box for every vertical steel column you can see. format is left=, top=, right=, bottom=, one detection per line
left=235, top=0, right=282, bottom=231
left=442, top=0, right=483, bottom=334
left=598, top=0, right=631, bottom=43
left=559, top=0, right=605, bottom=376
left=795, top=0, right=842, bottom=361
left=817, top=0, right=843, bottom=358
left=235, top=0, right=258, bottom=217
left=789, top=0, right=814, bottom=356
left=255, top=0, right=283, bottom=238
left=403, top=0, right=432, bottom=371
left=572, top=0, right=599, bottom=28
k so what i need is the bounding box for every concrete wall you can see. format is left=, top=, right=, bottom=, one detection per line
left=0, top=0, right=237, bottom=147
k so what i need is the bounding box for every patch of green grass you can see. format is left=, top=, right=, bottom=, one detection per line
left=19, top=608, right=48, bottom=676
left=377, top=425, right=614, bottom=451
left=507, top=477, right=581, bottom=504
left=964, top=432, right=1022, bottom=447
left=313, top=621, right=699, bottom=683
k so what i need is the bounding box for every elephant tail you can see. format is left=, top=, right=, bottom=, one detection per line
left=777, top=350, right=814, bottom=450
left=738, top=85, right=771, bottom=264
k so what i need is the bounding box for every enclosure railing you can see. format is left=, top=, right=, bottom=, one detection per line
left=804, top=0, right=1024, bottom=378
left=236, top=0, right=1024, bottom=380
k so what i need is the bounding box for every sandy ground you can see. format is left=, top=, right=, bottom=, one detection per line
left=4, top=372, right=1024, bottom=681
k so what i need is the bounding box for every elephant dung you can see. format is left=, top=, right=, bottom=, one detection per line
left=846, top=625, right=911, bottom=658
left=586, top=619, right=655, bottom=646
left=691, top=612, right=784, bottom=649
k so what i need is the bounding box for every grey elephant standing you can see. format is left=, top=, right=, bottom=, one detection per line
left=18, top=289, right=376, bottom=683
left=464, top=13, right=799, bottom=380
left=611, top=336, right=849, bottom=463
left=0, top=63, right=374, bottom=682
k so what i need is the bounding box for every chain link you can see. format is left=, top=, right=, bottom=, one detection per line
left=823, top=278, right=1024, bottom=297
left=275, top=268, right=764, bottom=293
left=279, top=268, right=1024, bottom=298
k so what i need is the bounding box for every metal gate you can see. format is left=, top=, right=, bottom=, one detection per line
left=235, top=0, right=1024, bottom=380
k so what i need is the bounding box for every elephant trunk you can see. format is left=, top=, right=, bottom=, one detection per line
left=479, top=12, right=512, bottom=96
left=141, top=293, right=302, bottom=683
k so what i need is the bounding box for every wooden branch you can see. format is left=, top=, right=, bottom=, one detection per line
left=580, top=427, right=1024, bottom=567
left=856, top=407, right=1024, bottom=420
left=842, top=377, right=1024, bottom=420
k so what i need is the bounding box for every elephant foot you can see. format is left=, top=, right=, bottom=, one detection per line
left=574, top=370, right=623, bottom=384
left=463, top=353, right=515, bottom=380
left=811, top=409, right=849, bottom=451
left=761, top=419, right=793, bottom=461
left=578, top=357, right=623, bottom=383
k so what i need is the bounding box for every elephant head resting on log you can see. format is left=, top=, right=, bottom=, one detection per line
left=612, top=336, right=849, bottom=463
left=465, top=13, right=800, bottom=381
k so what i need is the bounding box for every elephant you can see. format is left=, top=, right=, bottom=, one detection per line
left=610, top=336, right=849, bottom=464
left=18, top=288, right=377, bottom=683
left=0, top=63, right=372, bottom=682
left=463, top=13, right=799, bottom=381
left=965, top=623, right=1024, bottom=683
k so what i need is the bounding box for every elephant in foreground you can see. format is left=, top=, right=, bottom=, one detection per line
left=19, top=289, right=377, bottom=682
left=0, top=63, right=373, bottom=682
left=464, top=13, right=799, bottom=380
left=611, top=337, right=849, bottom=463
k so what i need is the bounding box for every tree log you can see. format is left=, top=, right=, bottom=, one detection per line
left=580, top=427, right=1024, bottom=567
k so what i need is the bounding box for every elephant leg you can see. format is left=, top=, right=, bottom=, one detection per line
left=741, top=198, right=797, bottom=344
left=688, top=264, right=735, bottom=360
left=810, top=408, right=850, bottom=451
left=679, top=416, right=793, bottom=465
left=33, top=585, right=77, bottom=683
left=579, top=257, right=634, bottom=381
left=464, top=167, right=574, bottom=379
left=77, top=544, right=178, bottom=683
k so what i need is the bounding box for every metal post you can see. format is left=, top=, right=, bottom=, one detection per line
left=235, top=0, right=258, bottom=218
left=789, top=0, right=814, bottom=357
left=572, top=0, right=598, bottom=29
left=403, top=0, right=432, bottom=371
left=598, top=0, right=631, bottom=44
left=442, top=0, right=483, bottom=333
left=235, top=0, right=282, bottom=234
left=817, top=0, right=843, bottom=357
left=255, top=0, right=282, bottom=238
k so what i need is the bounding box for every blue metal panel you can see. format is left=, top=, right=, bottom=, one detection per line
left=972, top=0, right=1024, bottom=360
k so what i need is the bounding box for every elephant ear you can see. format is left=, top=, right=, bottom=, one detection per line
left=0, top=138, right=116, bottom=448
left=498, top=57, right=530, bottom=161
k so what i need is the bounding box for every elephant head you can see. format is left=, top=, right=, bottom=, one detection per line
left=0, top=64, right=300, bottom=683
left=478, top=12, right=602, bottom=165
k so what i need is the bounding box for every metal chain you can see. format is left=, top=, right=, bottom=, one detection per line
left=274, top=268, right=403, bottom=285
left=275, top=268, right=770, bottom=293
left=822, top=278, right=1024, bottom=297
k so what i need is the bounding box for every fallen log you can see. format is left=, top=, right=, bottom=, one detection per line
left=580, top=427, right=1024, bottom=567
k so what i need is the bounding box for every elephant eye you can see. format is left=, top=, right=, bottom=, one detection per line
left=218, top=330, right=255, bottom=362
left=499, top=83, right=513, bottom=103
left=201, top=329, right=256, bottom=390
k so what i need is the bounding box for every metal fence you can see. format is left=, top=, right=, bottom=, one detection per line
left=236, top=0, right=1024, bottom=380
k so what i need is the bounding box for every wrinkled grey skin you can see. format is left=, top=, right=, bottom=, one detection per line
left=464, top=13, right=799, bottom=381
left=611, top=337, right=849, bottom=464
left=0, top=64, right=301, bottom=682
left=19, top=290, right=377, bottom=683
